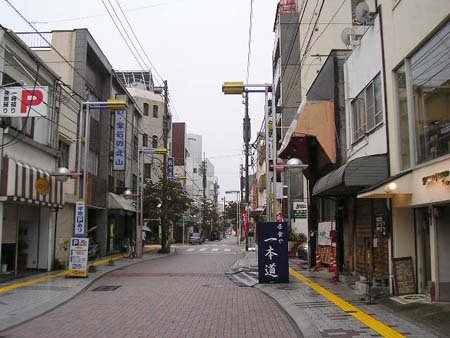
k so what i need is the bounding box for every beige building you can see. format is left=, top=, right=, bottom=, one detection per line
left=360, top=0, right=450, bottom=301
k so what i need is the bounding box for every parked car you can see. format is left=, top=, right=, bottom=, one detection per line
left=188, top=233, right=202, bottom=244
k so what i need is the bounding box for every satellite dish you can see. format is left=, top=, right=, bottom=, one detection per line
left=355, top=1, right=374, bottom=25
left=341, top=27, right=357, bottom=46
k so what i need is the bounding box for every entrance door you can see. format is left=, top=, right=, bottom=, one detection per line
left=435, top=205, right=450, bottom=301
left=415, top=208, right=432, bottom=294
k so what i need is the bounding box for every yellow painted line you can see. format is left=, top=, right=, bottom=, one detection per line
left=0, top=253, right=128, bottom=294
left=289, top=268, right=406, bottom=338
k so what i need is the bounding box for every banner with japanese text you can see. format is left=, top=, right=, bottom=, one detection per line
left=113, top=110, right=126, bottom=171
left=257, top=222, right=288, bottom=283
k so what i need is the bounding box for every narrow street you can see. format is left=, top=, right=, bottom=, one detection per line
left=1, top=239, right=299, bottom=338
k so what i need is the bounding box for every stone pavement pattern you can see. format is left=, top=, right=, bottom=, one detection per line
left=1, top=239, right=299, bottom=338
left=0, top=249, right=171, bottom=332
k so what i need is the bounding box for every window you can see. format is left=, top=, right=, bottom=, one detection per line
left=144, top=163, right=152, bottom=179
left=58, top=141, right=70, bottom=168
left=143, top=134, right=148, bottom=147
left=152, top=135, right=158, bottom=148
left=351, top=92, right=366, bottom=142
left=396, top=65, right=410, bottom=170
left=80, top=145, right=99, bottom=175
left=143, top=103, right=149, bottom=116
left=133, top=135, right=138, bottom=160
left=351, top=73, right=384, bottom=143
left=153, top=105, right=158, bottom=118
left=193, top=168, right=197, bottom=174
left=397, top=21, right=450, bottom=167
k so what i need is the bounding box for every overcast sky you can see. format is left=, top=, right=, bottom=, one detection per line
left=0, top=0, right=279, bottom=201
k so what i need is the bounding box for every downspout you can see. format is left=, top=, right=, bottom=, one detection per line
left=377, top=2, right=395, bottom=296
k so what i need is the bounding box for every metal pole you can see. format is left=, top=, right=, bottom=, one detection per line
left=244, top=91, right=250, bottom=251
left=82, top=103, right=90, bottom=237
left=136, top=148, right=141, bottom=257
left=182, top=216, right=185, bottom=245
left=271, top=87, right=278, bottom=221
left=161, top=80, right=169, bottom=250
left=140, top=150, right=144, bottom=254
left=287, top=170, right=291, bottom=228
left=264, top=87, right=271, bottom=221
left=76, top=104, right=84, bottom=199
left=237, top=193, right=240, bottom=245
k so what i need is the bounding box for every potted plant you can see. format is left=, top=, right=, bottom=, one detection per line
left=288, top=230, right=307, bottom=257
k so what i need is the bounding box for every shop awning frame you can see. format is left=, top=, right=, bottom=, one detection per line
left=107, top=192, right=136, bottom=212
left=313, top=154, right=389, bottom=197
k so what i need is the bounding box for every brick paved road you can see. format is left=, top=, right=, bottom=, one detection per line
left=2, top=238, right=299, bottom=338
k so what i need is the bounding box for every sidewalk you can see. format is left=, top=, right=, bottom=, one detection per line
left=0, top=247, right=174, bottom=332
left=230, top=252, right=447, bottom=338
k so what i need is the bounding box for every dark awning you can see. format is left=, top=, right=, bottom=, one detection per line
left=313, top=154, right=389, bottom=196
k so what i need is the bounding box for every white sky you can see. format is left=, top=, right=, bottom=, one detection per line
left=0, top=0, right=279, bottom=201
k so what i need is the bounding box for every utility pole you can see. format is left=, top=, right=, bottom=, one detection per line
left=161, top=80, right=169, bottom=251
left=243, top=91, right=250, bottom=251
left=201, top=156, right=207, bottom=239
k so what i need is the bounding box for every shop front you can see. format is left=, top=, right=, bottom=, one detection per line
left=0, top=157, right=64, bottom=278
left=359, top=158, right=450, bottom=301
left=107, top=192, right=136, bottom=254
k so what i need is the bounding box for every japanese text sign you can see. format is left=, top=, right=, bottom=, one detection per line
left=167, top=156, right=174, bottom=179
left=0, top=86, right=48, bottom=117
left=68, top=237, right=89, bottom=278
left=257, top=222, right=288, bottom=283
left=74, top=201, right=85, bottom=237
left=113, top=110, right=127, bottom=171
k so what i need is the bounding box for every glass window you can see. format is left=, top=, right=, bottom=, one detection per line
left=153, top=105, right=158, bottom=118
left=396, top=65, right=411, bottom=170
left=143, top=103, right=149, bottom=116
left=143, top=134, right=148, bottom=147
left=133, top=135, right=138, bottom=160
left=144, top=163, right=152, bottom=179
left=366, top=82, right=375, bottom=131
left=193, top=168, right=197, bottom=174
left=412, top=23, right=450, bottom=164
left=351, top=92, right=366, bottom=142
left=58, top=141, right=70, bottom=168
left=152, top=135, right=158, bottom=148
left=374, top=75, right=383, bottom=125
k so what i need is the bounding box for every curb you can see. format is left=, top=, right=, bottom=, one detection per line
left=0, top=248, right=176, bottom=333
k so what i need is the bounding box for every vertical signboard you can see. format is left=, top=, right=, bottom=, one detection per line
left=68, top=237, right=89, bottom=277
left=167, top=156, right=174, bottom=179
left=74, top=201, right=85, bottom=237
left=113, top=110, right=126, bottom=171
left=257, top=222, right=289, bottom=283
left=292, top=201, right=308, bottom=219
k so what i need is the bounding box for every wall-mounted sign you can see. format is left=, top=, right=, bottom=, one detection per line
left=0, top=86, right=48, bottom=117
left=74, top=201, right=85, bottom=237
left=35, top=178, right=51, bottom=196
left=422, top=170, right=449, bottom=186
left=113, top=110, right=127, bottom=171
left=167, top=156, right=174, bottom=179
left=257, top=222, right=288, bottom=283
left=292, top=201, right=307, bottom=219
left=68, top=237, right=89, bottom=278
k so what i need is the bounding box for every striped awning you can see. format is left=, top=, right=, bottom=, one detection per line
left=1, top=157, right=64, bottom=207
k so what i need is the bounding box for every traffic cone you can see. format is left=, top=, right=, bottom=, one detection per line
left=330, top=256, right=338, bottom=282
left=314, top=252, right=322, bottom=271
left=329, top=255, right=335, bottom=272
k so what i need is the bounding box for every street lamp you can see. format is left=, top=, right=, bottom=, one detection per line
left=225, top=190, right=240, bottom=245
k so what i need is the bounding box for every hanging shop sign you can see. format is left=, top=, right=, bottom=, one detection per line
left=113, top=110, right=127, bottom=171
left=167, top=156, right=174, bottom=179
left=422, top=170, right=450, bottom=186
left=292, top=201, right=307, bottom=219
left=74, top=201, right=86, bottom=237
left=257, top=222, right=288, bottom=283
left=35, top=178, right=51, bottom=196
left=68, top=237, right=89, bottom=278
left=0, top=86, right=48, bottom=117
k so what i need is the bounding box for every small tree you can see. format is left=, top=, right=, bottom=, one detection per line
left=143, top=178, right=192, bottom=253
left=225, top=201, right=239, bottom=232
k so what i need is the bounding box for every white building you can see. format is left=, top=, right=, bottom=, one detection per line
left=185, top=133, right=203, bottom=200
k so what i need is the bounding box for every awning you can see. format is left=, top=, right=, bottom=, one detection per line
left=108, top=192, right=136, bottom=212
left=313, top=154, right=389, bottom=196
left=357, top=171, right=413, bottom=199
left=278, top=100, right=336, bottom=164
left=1, top=157, right=64, bottom=207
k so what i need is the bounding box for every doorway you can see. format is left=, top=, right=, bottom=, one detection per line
left=415, top=208, right=432, bottom=295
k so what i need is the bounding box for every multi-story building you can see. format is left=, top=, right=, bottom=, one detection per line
left=17, top=29, right=141, bottom=263
left=359, top=0, right=450, bottom=302
left=185, top=133, right=203, bottom=200
left=0, top=26, right=64, bottom=276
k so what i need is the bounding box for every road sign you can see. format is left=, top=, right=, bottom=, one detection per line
left=0, top=86, right=48, bottom=117
left=74, top=201, right=85, bottom=237
left=257, top=222, right=289, bottom=283
left=68, top=237, right=89, bottom=277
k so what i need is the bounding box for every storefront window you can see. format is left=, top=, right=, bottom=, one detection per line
left=411, top=21, right=450, bottom=164
left=396, top=65, right=411, bottom=170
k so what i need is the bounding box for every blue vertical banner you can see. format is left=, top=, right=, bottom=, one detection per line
left=167, top=156, right=174, bottom=179
left=74, top=201, right=85, bottom=237
left=257, top=222, right=289, bottom=283
left=113, top=110, right=126, bottom=171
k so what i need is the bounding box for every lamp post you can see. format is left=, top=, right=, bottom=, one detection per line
left=225, top=190, right=240, bottom=245
left=222, top=82, right=274, bottom=223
